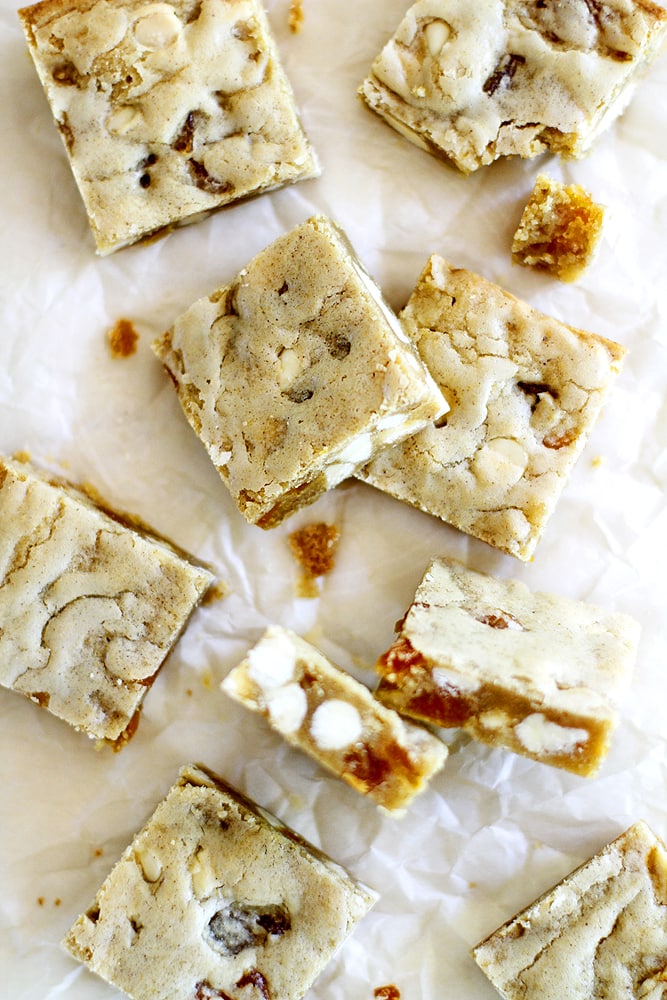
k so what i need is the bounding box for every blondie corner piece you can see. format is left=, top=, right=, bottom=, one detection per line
left=375, top=558, right=639, bottom=776
left=222, top=626, right=447, bottom=814
left=18, top=0, right=320, bottom=255
left=512, top=174, right=605, bottom=282
left=472, top=821, right=667, bottom=999
left=0, top=456, right=215, bottom=746
left=358, top=255, right=626, bottom=560
left=358, top=0, right=667, bottom=174
left=63, top=764, right=377, bottom=1000
left=152, top=215, right=448, bottom=529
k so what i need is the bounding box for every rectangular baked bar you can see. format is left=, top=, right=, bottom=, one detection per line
left=222, top=625, right=447, bottom=814
left=358, top=255, right=626, bottom=560
left=375, top=557, right=639, bottom=776
left=18, top=0, right=320, bottom=254
left=152, top=216, right=448, bottom=529
left=63, top=763, right=377, bottom=1000
left=359, top=0, right=667, bottom=174
left=0, top=456, right=215, bottom=746
left=472, top=821, right=667, bottom=999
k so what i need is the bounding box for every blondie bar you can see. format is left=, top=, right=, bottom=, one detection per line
left=18, top=0, right=319, bottom=254
left=358, top=255, right=626, bottom=560
left=473, top=821, right=667, bottom=999
left=375, top=558, right=639, bottom=776
left=0, top=456, right=214, bottom=745
left=359, top=0, right=667, bottom=174
left=222, top=626, right=447, bottom=814
left=153, top=216, right=448, bottom=529
left=63, top=763, right=377, bottom=1000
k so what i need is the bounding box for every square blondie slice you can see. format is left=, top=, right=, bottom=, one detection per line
left=63, top=763, right=377, bottom=1000
left=0, top=456, right=215, bottom=746
left=222, top=626, right=447, bottom=815
left=357, top=255, right=626, bottom=560
left=472, top=821, right=667, bottom=999
left=152, top=216, right=448, bottom=529
left=359, top=0, right=667, bottom=174
left=375, top=558, right=639, bottom=777
left=512, top=174, right=605, bottom=282
left=18, top=0, right=320, bottom=255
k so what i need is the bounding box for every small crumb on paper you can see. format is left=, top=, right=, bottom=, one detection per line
left=374, top=987, right=401, bottom=1000
left=107, top=318, right=139, bottom=358
left=288, top=0, right=304, bottom=33
left=288, top=521, right=340, bottom=597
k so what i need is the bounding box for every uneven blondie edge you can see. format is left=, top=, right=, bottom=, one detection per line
left=359, top=0, right=667, bottom=173
left=18, top=0, right=320, bottom=254
left=63, top=763, right=377, bottom=1000
left=0, top=456, right=215, bottom=744
left=358, top=254, right=626, bottom=560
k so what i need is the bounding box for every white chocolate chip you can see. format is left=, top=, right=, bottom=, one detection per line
left=107, top=106, right=140, bottom=135
left=277, top=348, right=301, bottom=389
left=266, top=684, right=307, bottom=734
left=310, top=700, right=363, bottom=750
left=135, top=845, right=162, bottom=883
left=515, top=714, right=589, bottom=755
left=189, top=847, right=216, bottom=898
left=133, top=5, right=181, bottom=49
left=335, top=433, right=373, bottom=465
left=424, top=19, right=452, bottom=57
left=473, top=437, right=528, bottom=486
left=247, top=633, right=297, bottom=690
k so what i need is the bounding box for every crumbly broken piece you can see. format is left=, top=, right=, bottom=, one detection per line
left=357, top=255, right=625, bottom=560
left=288, top=521, right=340, bottom=597
left=512, top=173, right=605, bottom=281
left=222, top=626, right=447, bottom=814
left=63, top=763, right=377, bottom=1000
left=359, top=0, right=667, bottom=174
left=375, top=557, right=639, bottom=776
left=0, top=456, right=215, bottom=745
left=18, top=0, right=320, bottom=255
left=152, top=216, right=448, bottom=529
left=473, top=821, right=667, bottom=999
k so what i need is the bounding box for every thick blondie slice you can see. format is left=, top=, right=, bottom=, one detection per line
left=18, top=0, right=320, bottom=254
left=0, top=456, right=214, bottom=745
left=473, top=821, right=667, bottom=999
left=152, top=216, right=448, bottom=529
left=358, top=255, right=625, bottom=560
left=375, top=558, right=639, bottom=776
left=223, top=626, right=447, bottom=814
left=63, top=764, right=377, bottom=1000
left=359, top=0, right=667, bottom=174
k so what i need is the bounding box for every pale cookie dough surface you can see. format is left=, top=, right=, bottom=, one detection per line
left=0, top=456, right=214, bottom=744
left=359, top=0, right=667, bottom=174
left=222, top=625, right=447, bottom=814
left=358, top=255, right=626, bottom=560
left=18, top=0, right=320, bottom=254
left=63, top=763, right=377, bottom=1000
left=375, top=557, right=640, bottom=775
left=152, top=215, right=448, bottom=529
left=473, top=820, right=667, bottom=999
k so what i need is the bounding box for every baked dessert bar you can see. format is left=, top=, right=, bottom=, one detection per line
left=512, top=174, right=605, bottom=282
left=375, top=557, right=639, bottom=777
left=359, top=0, right=667, bottom=174
left=222, top=626, right=447, bottom=813
left=18, top=0, right=320, bottom=255
left=0, top=456, right=214, bottom=746
left=358, top=255, right=626, bottom=560
left=152, top=215, right=448, bottom=529
left=472, top=821, right=667, bottom=999
left=63, top=763, right=377, bottom=1000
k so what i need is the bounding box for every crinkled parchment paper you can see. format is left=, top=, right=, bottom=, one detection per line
left=2, top=1, right=667, bottom=997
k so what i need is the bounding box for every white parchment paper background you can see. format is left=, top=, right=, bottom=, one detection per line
left=1, top=1, right=667, bottom=997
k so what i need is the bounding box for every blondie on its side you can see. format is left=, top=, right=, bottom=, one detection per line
left=223, top=626, right=447, bottom=814
left=18, top=0, right=320, bottom=254
left=63, top=764, right=377, bottom=1000
left=0, top=456, right=214, bottom=746
left=473, top=821, right=667, bottom=999
left=358, top=255, right=626, bottom=560
left=375, top=557, right=639, bottom=776
left=359, top=0, right=667, bottom=174
left=153, top=216, right=448, bottom=529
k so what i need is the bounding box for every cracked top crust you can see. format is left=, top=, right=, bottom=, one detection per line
left=18, top=0, right=320, bottom=254
left=152, top=216, right=448, bottom=529
left=63, top=763, right=377, bottom=1000
left=473, top=821, right=667, bottom=1000
left=359, top=0, right=667, bottom=173
left=0, top=456, right=214, bottom=744
left=358, top=255, right=626, bottom=560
